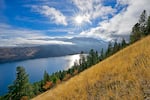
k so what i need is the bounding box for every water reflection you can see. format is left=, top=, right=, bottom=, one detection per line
left=65, top=54, right=80, bottom=70
left=0, top=54, right=80, bottom=95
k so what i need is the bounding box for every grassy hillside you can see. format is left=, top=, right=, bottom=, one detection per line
left=32, top=36, right=150, bottom=100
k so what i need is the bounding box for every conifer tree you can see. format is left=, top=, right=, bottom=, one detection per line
left=113, top=40, right=118, bottom=53
left=8, top=66, right=33, bottom=100
left=100, top=48, right=104, bottom=60
left=43, top=70, right=49, bottom=84
left=106, top=42, right=113, bottom=57
left=121, top=38, right=127, bottom=48
left=130, top=23, right=141, bottom=43
left=146, top=16, right=150, bottom=35
left=130, top=10, right=148, bottom=43
left=139, top=10, right=147, bottom=36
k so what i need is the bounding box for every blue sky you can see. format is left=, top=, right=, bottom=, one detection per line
left=0, top=0, right=150, bottom=46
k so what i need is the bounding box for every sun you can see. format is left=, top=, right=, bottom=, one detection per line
left=71, top=13, right=89, bottom=29
left=74, top=15, right=83, bottom=24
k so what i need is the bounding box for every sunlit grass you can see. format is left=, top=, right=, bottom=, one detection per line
left=32, top=36, right=150, bottom=100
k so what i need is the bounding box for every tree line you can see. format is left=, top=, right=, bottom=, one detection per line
left=130, top=10, right=150, bottom=43
left=0, top=39, right=128, bottom=100
left=0, top=10, right=149, bottom=100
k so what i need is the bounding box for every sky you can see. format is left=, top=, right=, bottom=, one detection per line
left=0, top=0, right=150, bottom=46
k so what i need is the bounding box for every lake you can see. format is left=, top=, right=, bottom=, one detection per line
left=0, top=54, right=81, bottom=96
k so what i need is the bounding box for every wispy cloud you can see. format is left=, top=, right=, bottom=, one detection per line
left=116, top=0, right=129, bottom=6
left=1, top=0, right=150, bottom=45
left=72, top=0, right=116, bottom=24
left=0, top=23, right=74, bottom=47
left=79, top=0, right=150, bottom=41
left=32, top=5, right=68, bottom=26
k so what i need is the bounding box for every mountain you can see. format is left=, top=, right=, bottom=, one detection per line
left=0, top=37, right=107, bottom=63
left=32, top=36, right=150, bottom=100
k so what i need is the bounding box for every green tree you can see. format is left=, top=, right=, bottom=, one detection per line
left=87, top=49, right=99, bottom=66
left=79, top=51, right=87, bottom=71
left=79, top=51, right=84, bottom=66
left=33, top=83, right=40, bottom=95
left=130, top=10, right=149, bottom=43
left=106, top=42, right=113, bottom=57
left=43, top=70, right=49, bottom=83
left=8, top=66, right=33, bottom=100
left=130, top=23, right=141, bottom=43
left=100, top=48, right=104, bottom=61
left=139, top=10, right=147, bottom=36
left=121, top=38, right=127, bottom=48
left=146, top=16, right=150, bottom=35
left=113, top=40, right=118, bottom=53
left=50, top=74, right=58, bottom=84
left=95, top=51, right=99, bottom=63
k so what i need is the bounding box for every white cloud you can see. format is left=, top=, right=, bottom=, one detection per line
left=116, top=0, right=129, bottom=6
left=32, top=5, right=67, bottom=26
left=0, top=38, right=74, bottom=47
left=79, top=0, right=150, bottom=41
left=72, top=0, right=116, bottom=24
left=0, top=23, right=74, bottom=47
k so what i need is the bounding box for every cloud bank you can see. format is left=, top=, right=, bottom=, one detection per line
left=79, top=0, right=150, bottom=41
left=0, top=23, right=74, bottom=47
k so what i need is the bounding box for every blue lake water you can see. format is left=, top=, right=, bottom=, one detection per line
left=0, top=54, right=81, bottom=96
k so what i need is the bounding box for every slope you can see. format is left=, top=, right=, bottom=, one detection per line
left=32, top=36, right=150, bottom=100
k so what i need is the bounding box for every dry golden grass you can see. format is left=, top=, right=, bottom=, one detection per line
left=32, top=36, right=150, bottom=100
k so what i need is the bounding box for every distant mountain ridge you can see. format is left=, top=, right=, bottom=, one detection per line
left=0, top=37, right=108, bottom=63
left=32, top=35, right=150, bottom=100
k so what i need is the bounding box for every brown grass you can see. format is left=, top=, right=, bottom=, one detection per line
left=32, top=36, right=150, bottom=100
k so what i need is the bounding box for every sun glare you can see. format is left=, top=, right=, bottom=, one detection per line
left=75, top=15, right=83, bottom=24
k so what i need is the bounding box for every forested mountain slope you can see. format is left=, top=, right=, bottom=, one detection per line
left=32, top=36, right=150, bottom=100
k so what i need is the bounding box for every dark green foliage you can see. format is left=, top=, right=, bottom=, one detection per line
left=43, top=70, right=50, bottom=83
left=121, top=38, right=127, bottom=48
left=0, top=94, right=10, bottom=100
left=139, top=10, right=147, bottom=35
left=32, top=82, right=41, bottom=95
left=100, top=48, right=104, bottom=61
left=105, top=42, right=113, bottom=57
left=7, top=66, right=33, bottom=100
left=49, top=73, right=59, bottom=83
left=113, top=40, right=119, bottom=53
left=146, top=16, right=150, bottom=35
left=87, top=49, right=99, bottom=66
left=130, top=10, right=150, bottom=43
left=130, top=23, right=141, bottom=43
left=103, top=38, right=128, bottom=59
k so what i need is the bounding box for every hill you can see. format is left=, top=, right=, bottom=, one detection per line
left=0, top=37, right=107, bottom=63
left=32, top=36, right=150, bottom=100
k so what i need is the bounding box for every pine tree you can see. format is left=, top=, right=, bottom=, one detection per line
left=130, top=23, right=141, bottom=43
left=95, top=51, right=99, bottom=63
left=79, top=51, right=87, bottom=70
left=130, top=10, right=148, bottom=43
left=146, top=16, right=150, bottom=35
left=87, top=49, right=94, bottom=66
left=43, top=70, right=49, bottom=84
left=121, top=38, right=127, bottom=48
left=106, top=42, right=113, bottom=57
left=139, top=10, right=147, bottom=36
left=113, top=40, right=118, bottom=53
left=100, top=48, right=104, bottom=61
left=33, top=83, right=40, bottom=95
left=8, top=66, right=33, bottom=100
